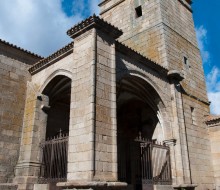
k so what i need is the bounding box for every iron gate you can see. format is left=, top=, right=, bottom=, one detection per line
left=39, top=132, right=68, bottom=183
left=118, top=138, right=172, bottom=188
left=139, top=140, right=172, bottom=185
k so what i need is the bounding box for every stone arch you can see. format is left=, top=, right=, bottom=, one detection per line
left=41, top=74, right=72, bottom=138
left=116, top=73, right=173, bottom=188
left=117, top=70, right=172, bottom=140
left=39, top=69, right=73, bottom=94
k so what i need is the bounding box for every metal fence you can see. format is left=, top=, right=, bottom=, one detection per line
left=39, top=132, right=68, bottom=183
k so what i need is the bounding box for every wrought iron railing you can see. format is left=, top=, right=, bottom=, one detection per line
left=39, top=132, right=68, bottom=183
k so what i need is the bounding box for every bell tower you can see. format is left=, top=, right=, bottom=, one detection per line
left=99, top=0, right=208, bottom=118
left=99, top=0, right=215, bottom=189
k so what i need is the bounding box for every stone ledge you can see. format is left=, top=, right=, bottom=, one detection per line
left=173, top=184, right=197, bottom=190
left=57, top=181, right=127, bottom=189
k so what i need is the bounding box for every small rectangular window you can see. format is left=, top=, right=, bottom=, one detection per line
left=135, top=6, right=142, bottom=18
left=184, top=56, right=191, bottom=69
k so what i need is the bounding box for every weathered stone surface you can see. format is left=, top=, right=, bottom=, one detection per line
left=0, top=0, right=217, bottom=190
left=0, top=41, right=41, bottom=184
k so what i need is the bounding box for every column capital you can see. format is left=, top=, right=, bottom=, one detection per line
left=163, top=139, right=177, bottom=146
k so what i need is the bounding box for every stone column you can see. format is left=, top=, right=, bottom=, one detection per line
left=14, top=82, right=49, bottom=190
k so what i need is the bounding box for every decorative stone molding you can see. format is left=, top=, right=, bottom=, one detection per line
left=29, top=42, right=74, bottom=75
left=167, top=70, right=184, bottom=82
left=67, top=15, right=123, bottom=39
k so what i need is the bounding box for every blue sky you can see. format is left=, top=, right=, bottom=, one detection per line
left=193, top=1, right=220, bottom=115
left=0, top=0, right=219, bottom=114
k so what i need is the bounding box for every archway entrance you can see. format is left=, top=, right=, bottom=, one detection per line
left=39, top=75, right=71, bottom=182
left=117, top=76, right=171, bottom=190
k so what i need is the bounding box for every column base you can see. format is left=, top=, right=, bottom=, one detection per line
left=0, top=183, right=18, bottom=190
left=173, top=184, right=197, bottom=190
left=57, top=181, right=127, bottom=190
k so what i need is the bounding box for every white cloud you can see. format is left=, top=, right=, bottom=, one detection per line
left=195, top=26, right=220, bottom=115
left=206, top=66, right=220, bottom=91
left=206, top=67, right=220, bottom=115
left=208, top=92, right=220, bottom=115
left=0, top=0, right=99, bottom=57
left=195, top=25, right=210, bottom=64
left=89, top=0, right=100, bottom=15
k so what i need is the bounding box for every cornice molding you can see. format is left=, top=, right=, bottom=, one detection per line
left=29, top=42, right=74, bottom=75
left=67, top=15, right=123, bottom=39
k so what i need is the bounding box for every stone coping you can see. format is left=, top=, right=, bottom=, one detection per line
left=57, top=181, right=127, bottom=189
left=67, top=15, right=123, bottom=39
left=29, top=42, right=74, bottom=75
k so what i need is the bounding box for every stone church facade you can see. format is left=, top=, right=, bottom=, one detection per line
left=0, top=0, right=220, bottom=190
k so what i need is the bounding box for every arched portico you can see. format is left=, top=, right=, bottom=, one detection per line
left=14, top=74, right=72, bottom=189
left=39, top=75, right=71, bottom=182
left=117, top=75, right=172, bottom=190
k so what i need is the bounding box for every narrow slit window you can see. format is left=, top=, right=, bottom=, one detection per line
left=184, top=56, right=188, bottom=65
left=135, top=6, right=142, bottom=18
left=191, top=107, right=196, bottom=125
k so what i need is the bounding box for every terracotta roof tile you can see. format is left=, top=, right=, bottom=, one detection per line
left=205, top=115, right=220, bottom=124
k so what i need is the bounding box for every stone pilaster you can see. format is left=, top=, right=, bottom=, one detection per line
left=168, top=70, right=192, bottom=186
left=14, top=85, right=49, bottom=190
left=66, top=15, right=123, bottom=183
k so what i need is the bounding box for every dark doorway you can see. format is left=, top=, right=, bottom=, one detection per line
left=117, top=76, right=169, bottom=190
left=43, top=75, right=71, bottom=138
left=117, top=99, right=158, bottom=190
left=39, top=75, right=71, bottom=182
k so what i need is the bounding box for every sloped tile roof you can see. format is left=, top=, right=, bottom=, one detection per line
left=0, top=39, right=43, bottom=59
left=206, top=115, right=220, bottom=125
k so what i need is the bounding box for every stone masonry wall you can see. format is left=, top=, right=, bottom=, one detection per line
left=100, top=0, right=214, bottom=189
left=100, top=0, right=167, bottom=67
left=182, top=95, right=214, bottom=189
left=209, top=122, right=220, bottom=190
left=0, top=53, right=33, bottom=183
left=14, top=52, right=73, bottom=190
